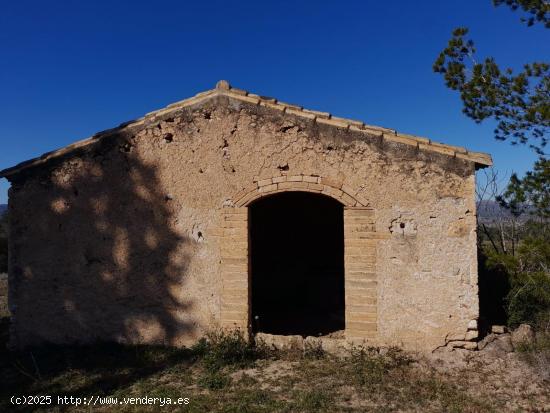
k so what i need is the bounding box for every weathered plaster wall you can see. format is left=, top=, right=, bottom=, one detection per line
left=7, top=95, right=478, bottom=351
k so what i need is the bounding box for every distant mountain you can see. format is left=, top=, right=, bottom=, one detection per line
left=477, top=200, right=509, bottom=223
left=0, top=205, right=6, bottom=216
left=477, top=200, right=532, bottom=224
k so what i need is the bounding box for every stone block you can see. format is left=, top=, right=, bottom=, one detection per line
left=222, top=279, right=248, bottom=289
left=346, top=321, right=377, bottom=333
left=346, top=304, right=377, bottom=314
left=482, top=334, right=513, bottom=357
left=462, top=342, right=478, bottom=350
left=385, top=133, right=419, bottom=148
left=345, top=223, right=376, bottom=232
left=222, top=220, right=247, bottom=229
left=346, top=312, right=377, bottom=323
left=322, top=186, right=344, bottom=199
left=345, top=262, right=375, bottom=271
left=492, top=325, right=507, bottom=334
left=302, top=175, right=320, bottom=183
left=255, top=333, right=304, bottom=350
left=320, top=177, right=343, bottom=188
left=307, top=183, right=323, bottom=191
left=345, top=295, right=377, bottom=306
left=511, top=324, right=535, bottom=349
left=220, top=271, right=248, bottom=281
left=340, top=193, right=357, bottom=206
left=345, top=255, right=376, bottom=264
left=341, top=184, right=356, bottom=196
left=345, top=271, right=377, bottom=280
left=221, top=287, right=248, bottom=296
left=447, top=340, right=476, bottom=350
left=465, top=330, right=478, bottom=341
left=419, top=142, right=455, bottom=156
left=224, top=213, right=248, bottom=221
left=221, top=266, right=248, bottom=276
left=477, top=333, right=497, bottom=351
left=235, top=191, right=258, bottom=206
left=447, top=332, right=466, bottom=341
left=258, top=183, right=277, bottom=193
left=345, top=247, right=376, bottom=256
left=346, top=279, right=378, bottom=289
left=344, top=239, right=378, bottom=247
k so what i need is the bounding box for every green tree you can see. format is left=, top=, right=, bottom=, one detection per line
left=436, top=1, right=550, bottom=328
left=494, top=0, right=550, bottom=28
left=497, top=157, right=550, bottom=220
left=433, top=2, right=549, bottom=154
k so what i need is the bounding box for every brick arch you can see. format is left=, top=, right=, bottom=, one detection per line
left=221, top=175, right=378, bottom=341
left=231, top=175, right=368, bottom=207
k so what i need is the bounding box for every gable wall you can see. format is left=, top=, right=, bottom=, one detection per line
left=7, top=96, right=478, bottom=351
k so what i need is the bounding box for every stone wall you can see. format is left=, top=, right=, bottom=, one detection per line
left=6, top=94, right=479, bottom=351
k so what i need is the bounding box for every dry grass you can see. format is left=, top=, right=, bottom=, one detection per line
left=0, top=328, right=549, bottom=412
left=0, top=276, right=547, bottom=412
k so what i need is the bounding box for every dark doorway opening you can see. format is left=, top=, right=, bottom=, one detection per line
left=478, top=249, right=510, bottom=336
left=250, top=191, right=345, bottom=337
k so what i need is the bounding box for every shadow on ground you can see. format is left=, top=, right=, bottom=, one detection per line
left=0, top=316, right=196, bottom=412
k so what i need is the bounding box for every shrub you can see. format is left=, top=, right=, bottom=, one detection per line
left=303, top=340, right=325, bottom=360
left=484, top=236, right=550, bottom=328
left=198, top=370, right=232, bottom=390
left=507, top=271, right=550, bottom=327
left=515, top=320, right=550, bottom=380
left=346, top=346, right=412, bottom=389
left=294, top=388, right=333, bottom=411
left=192, top=329, right=268, bottom=372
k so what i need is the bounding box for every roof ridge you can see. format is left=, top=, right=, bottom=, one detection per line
left=0, top=80, right=492, bottom=178
left=145, top=80, right=491, bottom=166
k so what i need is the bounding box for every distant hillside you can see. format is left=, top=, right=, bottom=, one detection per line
left=0, top=205, right=6, bottom=216
left=477, top=200, right=532, bottom=224
left=477, top=200, right=509, bottom=223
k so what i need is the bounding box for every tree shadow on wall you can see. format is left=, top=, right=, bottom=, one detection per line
left=1, top=132, right=199, bottom=401
left=13, top=135, right=196, bottom=346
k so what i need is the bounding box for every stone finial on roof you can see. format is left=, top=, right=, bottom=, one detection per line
left=216, top=80, right=230, bottom=90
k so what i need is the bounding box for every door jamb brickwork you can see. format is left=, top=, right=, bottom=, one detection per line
left=343, top=207, right=378, bottom=341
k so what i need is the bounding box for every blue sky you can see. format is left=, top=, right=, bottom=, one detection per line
left=0, top=0, right=547, bottom=204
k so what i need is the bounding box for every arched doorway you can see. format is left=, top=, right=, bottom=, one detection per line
left=249, top=191, right=345, bottom=337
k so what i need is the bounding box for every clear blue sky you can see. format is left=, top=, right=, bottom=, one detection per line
left=0, top=0, right=548, bottom=204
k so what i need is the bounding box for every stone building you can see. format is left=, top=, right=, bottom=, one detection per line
left=0, top=81, right=492, bottom=351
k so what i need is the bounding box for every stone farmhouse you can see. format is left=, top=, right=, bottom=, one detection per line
left=0, top=81, right=492, bottom=351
